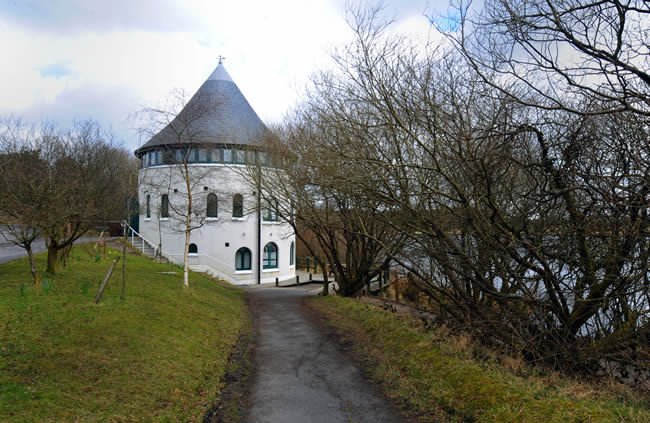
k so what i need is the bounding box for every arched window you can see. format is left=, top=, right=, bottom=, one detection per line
left=161, top=194, right=169, bottom=218
left=263, top=242, right=278, bottom=269
left=236, top=247, right=251, bottom=271
left=146, top=194, right=151, bottom=218
left=188, top=243, right=198, bottom=255
left=290, top=241, right=295, bottom=266
left=263, top=198, right=278, bottom=221
left=233, top=193, right=243, bottom=218
left=207, top=193, right=218, bottom=218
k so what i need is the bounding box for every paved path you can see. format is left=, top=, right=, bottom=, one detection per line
left=244, top=286, right=405, bottom=423
left=0, top=237, right=107, bottom=264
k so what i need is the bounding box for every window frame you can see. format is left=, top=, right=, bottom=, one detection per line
left=235, top=247, right=252, bottom=271
left=290, top=241, right=295, bottom=266
left=161, top=194, right=170, bottom=218
left=232, top=193, right=244, bottom=218
left=223, top=148, right=233, bottom=163
left=206, top=193, right=218, bottom=218
left=234, top=149, right=245, bottom=164
left=263, top=198, right=278, bottom=222
left=263, top=242, right=278, bottom=269
left=188, top=243, right=198, bottom=255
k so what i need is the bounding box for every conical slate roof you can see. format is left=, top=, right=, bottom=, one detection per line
left=136, top=61, right=267, bottom=156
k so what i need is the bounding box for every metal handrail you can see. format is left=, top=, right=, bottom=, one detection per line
left=121, top=221, right=234, bottom=278
left=121, top=221, right=170, bottom=260
left=166, top=253, right=231, bottom=269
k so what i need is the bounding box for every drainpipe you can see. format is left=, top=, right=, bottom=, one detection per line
left=256, top=166, right=262, bottom=285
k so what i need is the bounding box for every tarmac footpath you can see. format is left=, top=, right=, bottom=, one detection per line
left=243, top=285, right=404, bottom=423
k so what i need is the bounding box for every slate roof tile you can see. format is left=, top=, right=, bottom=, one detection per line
left=135, top=61, right=267, bottom=156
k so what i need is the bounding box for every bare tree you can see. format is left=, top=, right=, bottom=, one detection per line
left=244, top=114, right=405, bottom=296
left=285, top=4, right=650, bottom=376
left=0, top=119, right=45, bottom=285
left=0, top=118, right=131, bottom=274
left=442, top=0, right=650, bottom=116
left=138, top=89, right=219, bottom=287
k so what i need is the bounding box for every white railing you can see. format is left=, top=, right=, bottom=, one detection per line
left=122, top=221, right=170, bottom=263
left=121, top=221, right=235, bottom=281
left=166, top=253, right=234, bottom=280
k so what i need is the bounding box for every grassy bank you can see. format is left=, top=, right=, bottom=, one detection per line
left=308, top=296, right=650, bottom=423
left=0, top=245, right=248, bottom=422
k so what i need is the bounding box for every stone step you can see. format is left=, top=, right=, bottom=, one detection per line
left=132, top=237, right=156, bottom=257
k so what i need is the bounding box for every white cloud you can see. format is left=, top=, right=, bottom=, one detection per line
left=0, top=0, right=440, bottom=151
left=0, top=0, right=197, bottom=34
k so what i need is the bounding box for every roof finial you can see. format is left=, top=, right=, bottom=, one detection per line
left=218, top=55, right=225, bottom=65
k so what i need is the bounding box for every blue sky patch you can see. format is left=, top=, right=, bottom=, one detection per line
left=436, top=9, right=461, bottom=33
left=39, top=64, right=73, bottom=79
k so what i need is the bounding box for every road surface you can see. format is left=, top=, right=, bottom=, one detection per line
left=0, top=237, right=104, bottom=265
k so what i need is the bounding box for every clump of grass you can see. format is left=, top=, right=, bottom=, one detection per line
left=41, top=278, right=55, bottom=295
left=79, top=276, right=91, bottom=294
left=0, top=245, right=248, bottom=422
left=309, top=296, right=650, bottom=423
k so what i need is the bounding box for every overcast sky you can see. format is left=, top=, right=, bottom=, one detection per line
left=0, top=0, right=450, bottom=151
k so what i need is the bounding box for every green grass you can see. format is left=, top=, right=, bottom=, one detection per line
left=309, top=296, right=650, bottom=423
left=0, top=245, right=248, bottom=422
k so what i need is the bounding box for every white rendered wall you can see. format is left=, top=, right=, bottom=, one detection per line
left=138, top=164, right=295, bottom=285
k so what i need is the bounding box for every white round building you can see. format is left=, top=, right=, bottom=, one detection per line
left=134, top=60, right=296, bottom=285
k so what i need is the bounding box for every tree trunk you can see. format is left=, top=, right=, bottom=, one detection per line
left=46, top=245, right=58, bottom=274
left=183, top=228, right=190, bottom=287
left=321, top=260, right=329, bottom=296
left=183, top=162, right=192, bottom=288
left=60, top=244, right=72, bottom=269
left=27, top=247, right=41, bottom=288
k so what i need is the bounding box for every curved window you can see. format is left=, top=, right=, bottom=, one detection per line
left=235, top=247, right=252, bottom=271
left=263, top=198, right=278, bottom=222
left=223, top=148, right=233, bottom=163
left=233, top=193, right=243, bottom=218
left=290, top=241, right=295, bottom=266
left=234, top=149, right=245, bottom=164
left=163, top=150, right=175, bottom=165
left=188, top=243, right=198, bottom=254
left=263, top=242, right=278, bottom=269
left=161, top=194, right=169, bottom=218
left=146, top=194, right=151, bottom=218
left=207, top=193, right=218, bottom=218
left=142, top=146, right=284, bottom=168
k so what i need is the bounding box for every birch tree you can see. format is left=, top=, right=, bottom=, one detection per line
left=138, top=89, right=217, bottom=287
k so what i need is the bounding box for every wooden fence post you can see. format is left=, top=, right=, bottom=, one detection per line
left=120, top=239, right=126, bottom=300
left=95, top=256, right=120, bottom=304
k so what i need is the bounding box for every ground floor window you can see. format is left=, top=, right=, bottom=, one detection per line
left=290, top=241, right=294, bottom=266
left=236, top=247, right=251, bottom=270
left=263, top=242, right=278, bottom=269
left=188, top=243, right=198, bottom=255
